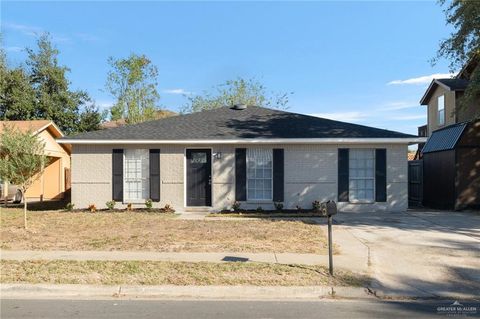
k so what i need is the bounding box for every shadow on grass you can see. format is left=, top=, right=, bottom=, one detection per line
left=1, top=200, right=68, bottom=211
left=222, top=256, right=249, bottom=262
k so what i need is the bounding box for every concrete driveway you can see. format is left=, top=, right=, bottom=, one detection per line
left=333, top=210, right=480, bottom=299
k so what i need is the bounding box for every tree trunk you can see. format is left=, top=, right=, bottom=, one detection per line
left=23, top=190, right=27, bottom=230
left=3, top=181, right=8, bottom=208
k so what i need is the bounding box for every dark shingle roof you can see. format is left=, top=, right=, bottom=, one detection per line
left=420, top=78, right=470, bottom=105
left=436, top=78, right=469, bottom=91
left=422, top=122, right=467, bottom=153
left=62, top=106, right=415, bottom=141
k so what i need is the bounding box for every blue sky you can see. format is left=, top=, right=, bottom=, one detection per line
left=2, top=1, right=454, bottom=134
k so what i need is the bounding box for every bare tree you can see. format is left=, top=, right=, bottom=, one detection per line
left=0, top=124, right=46, bottom=229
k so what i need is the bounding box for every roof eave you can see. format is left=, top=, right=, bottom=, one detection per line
left=58, top=137, right=425, bottom=146
left=419, top=79, right=457, bottom=105
left=419, top=80, right=437, bottom=105
left=33, top=121, right=64, bottom=138
left=39, top=122, right=71, bottom=154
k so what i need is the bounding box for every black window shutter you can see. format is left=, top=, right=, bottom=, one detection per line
left=338, top=148, right=349, bottom=202
left=375, top=149, right=387, bottom=202
left=273, top=149, right=284, bottom=202
left=112, top=149, right=123, bottom=202
left=149, top=149, right=160, bottom=202
left=235, top=148, right=247, bottom=201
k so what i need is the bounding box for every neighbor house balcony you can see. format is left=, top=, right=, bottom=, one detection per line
left=418, top=124, right=428, bottom=137
left=414, top=124, right=428, bottom=160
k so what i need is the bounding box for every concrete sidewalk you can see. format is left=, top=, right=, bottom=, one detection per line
left=0, top=224, right=368, bottom=272
left=0, top=248, right=367, bottom=272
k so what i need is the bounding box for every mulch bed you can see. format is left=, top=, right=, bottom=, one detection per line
left=68, top=208, right=176, bottom=214
left=209, top=209, right=327, bottom=218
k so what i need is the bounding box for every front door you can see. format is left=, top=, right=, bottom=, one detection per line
left=186, top=149, right=212, bottom=206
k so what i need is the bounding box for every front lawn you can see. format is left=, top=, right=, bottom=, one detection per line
left=0, top=208, right=328, bottom=253
left=0, top=260, right=367, bottom=286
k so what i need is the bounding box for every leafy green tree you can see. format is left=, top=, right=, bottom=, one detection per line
left=0, top=61, right=36, bottom=120
left=26, top=34, right=84, bottom=133
left=1, top=34, right=103, bottom=132
left=77, top=103, right=106, bottom=133
left=106, top=53, right=160, bottom=124
left=181, top=77, right=291, bottom=113
left=435, top=0, right=480, bottom=109
left=0, top=124, right=46, bottom=229
left=23, top=33, right=103, bottom=134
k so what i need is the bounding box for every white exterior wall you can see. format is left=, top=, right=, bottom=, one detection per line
left=71, top=143, right=408, bottom=212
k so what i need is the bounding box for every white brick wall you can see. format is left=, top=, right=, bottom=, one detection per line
left=71, top=143, right=409, bottom=212
left=71, top=144, right=112, bottom=209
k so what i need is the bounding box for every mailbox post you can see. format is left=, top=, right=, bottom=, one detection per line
left=328, top=214, right=333, bottom=275
left=321, top=201, right=337, bottom=276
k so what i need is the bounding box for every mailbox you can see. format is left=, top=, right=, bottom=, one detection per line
left=321, top=200, right=337, bottom=216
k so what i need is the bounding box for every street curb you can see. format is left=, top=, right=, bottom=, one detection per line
left=367, top=288, right=480, bottom=301
left=0, top=284, right=372, bottom=300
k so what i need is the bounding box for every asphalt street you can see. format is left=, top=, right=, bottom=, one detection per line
left=2, top=299, right=479, bottom=319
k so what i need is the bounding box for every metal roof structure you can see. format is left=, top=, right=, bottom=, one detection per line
left=422, top=122, right=467, bottom=153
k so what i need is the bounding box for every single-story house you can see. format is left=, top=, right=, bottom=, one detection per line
left=0, top=120, right=71, bottom=201
left=58, top=105, right=423, bottom=212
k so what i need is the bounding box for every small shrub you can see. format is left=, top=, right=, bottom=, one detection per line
left=65, top=202, right=74, bottom=212
left=274, top=202, right=284, bottom=211
left=312, top=200, right=321, bottom=212
left=232, top=201, right=241, bottom=212
left=163, top=204, right=175, bottom=213
left=88, top=204, right=97, bottom=213
left=126, top=203, right=133, bottom=211
left=145, top=199, right=153, bottom=210
left=256, top=206, right=263, bottom=212
left=106, top=200, right=116, bottom=210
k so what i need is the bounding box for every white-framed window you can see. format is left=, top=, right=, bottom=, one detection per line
left=247, top=149, right=273, bottom=201
left=438, top=95, right=445, bottom=126
left=349, top=149, right=375, bottom=202
left=124, top=149, right=149, bottom=202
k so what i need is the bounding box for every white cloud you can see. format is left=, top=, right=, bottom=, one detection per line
left=387, top=73, right=456, bottom=85
left=5, top=46, right=23, bottom=52
left=51, top=35, right=71, bottom=43
left=75, top=32, right=101, bottom=43
left=2, top=22, right=42, bottom=37
left=162, top=88, right=192, bottom=95
left=379, top=101, right=419, bottom=111
left=389, top=114, right=427, bottom=120
left=96, top=100, right=115, bottom=110
left=309, top=111, right=366, bottom=122
left=2, top=21, right=72, bottom=43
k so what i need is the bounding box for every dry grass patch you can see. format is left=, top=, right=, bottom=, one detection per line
left=0, top=209, right=328, bottom=253
left=0, top=260, right=368, bottom=286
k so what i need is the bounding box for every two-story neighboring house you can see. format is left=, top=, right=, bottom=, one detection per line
left=416, top=57, right=480, bottom=210
left=420, top=78, right=473, bottom=135
left=420, top=56, right=479, bottom=135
